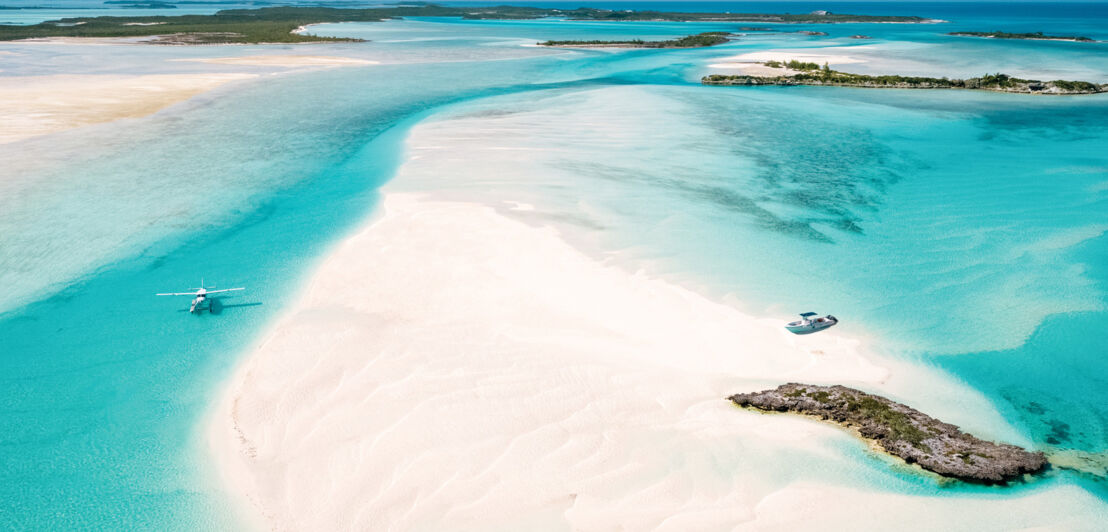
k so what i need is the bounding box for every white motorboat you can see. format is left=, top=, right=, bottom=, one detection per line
left=785, top=312, right=838, bottom=335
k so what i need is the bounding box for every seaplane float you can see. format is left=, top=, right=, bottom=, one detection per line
left=785, top=312, right=838, bottom=335
left=157, top=280, right=244, bottom=313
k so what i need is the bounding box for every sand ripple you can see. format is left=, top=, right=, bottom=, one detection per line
left=208, top=195, right=1103, bottom=530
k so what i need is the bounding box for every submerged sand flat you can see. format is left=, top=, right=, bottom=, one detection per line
left=706, top=62, right=807, bottom=76
left=0, top=54, right=374, bottom=144
left=0, top=73, right=256, bottom=144
left=174, top=55, right=378, bottom=67
left=709, top=49, right=868, bottom=72
left=210, top=194, right=1104, bottom=530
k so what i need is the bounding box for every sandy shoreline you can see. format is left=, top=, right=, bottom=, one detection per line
left=709, top=50, right=867, bottom=71
left=172, top=55, right=378, bottom=67
left=0, top=73, right=257, bottom=144
left=208, top=193, right=1104, bottom=530
left=0, top=54, right=375, bottom=144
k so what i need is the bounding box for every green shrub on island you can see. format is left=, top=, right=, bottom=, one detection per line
left=845, top=395, right=930, bottom=447
left=785, top=59, right=820, bottom=71
left=665, top=32, right=731, bottom=47
left=731, top=383, right=1048, bottom=483
left=540, top=38, right=646, bottom=46
left=547, top=9, right=931, bottom=23
left=974, top=72, right=1019, bottom=88
left=703, top=68, right=1105, bottom=94
left=0, top=5, right=939, bottom=44
left=950, top=31, right=1095, bottom=42
left=762, top=60, right=822, bottom=71
left=1049, top=79, right=1102, bottom=92
left=539, top=32, right=729, bottom=48
left=789, top=70, right=961, bottom=86
left=0, top=7, right=397, bottom=43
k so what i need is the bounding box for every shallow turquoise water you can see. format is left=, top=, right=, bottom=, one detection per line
left=387, top=78, right=1108, bottom=501
left=2, top=2, right=1108, bottom=527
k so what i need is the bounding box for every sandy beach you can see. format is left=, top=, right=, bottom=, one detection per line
left=208, top=193, right=1104, bottom=530
left=173, top=55, right=378, bottom=67
left=0, top=54, right=376, bottom=144
left=709, top=49, right=867, bottom=72
left=0, top=73, right=256, bottom=144
left=706, top=62, right=807, bottom=77
left=4, top=2, right=1108, bottom=528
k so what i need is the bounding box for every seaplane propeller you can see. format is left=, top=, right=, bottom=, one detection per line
left=157, top=279, right=244, bottom=313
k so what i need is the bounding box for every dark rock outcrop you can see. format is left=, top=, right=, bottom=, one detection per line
left=729, top=383, right=1048, bottom=483
left=703, top=71, right=1106, bottom=95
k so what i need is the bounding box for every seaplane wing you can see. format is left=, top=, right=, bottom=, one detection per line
left=156, top=292, right=196, bottom=296
left=204, top=288, right=245, bottom=294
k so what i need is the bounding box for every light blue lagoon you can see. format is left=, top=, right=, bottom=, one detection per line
left=1, top=1, right=1107, bottom=528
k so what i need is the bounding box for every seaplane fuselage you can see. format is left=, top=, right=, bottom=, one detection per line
left=157, top=282, right=243, bottom=314
left=189, top=289, right=208, bottom=313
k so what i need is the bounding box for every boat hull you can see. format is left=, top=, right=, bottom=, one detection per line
left=785, top=317, right=838, bottom=335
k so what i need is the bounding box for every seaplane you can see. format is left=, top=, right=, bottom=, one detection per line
left=157, top=280, right=244, bottom=313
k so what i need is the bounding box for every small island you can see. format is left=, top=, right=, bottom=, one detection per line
left=730, top=383, right=1048, bottom=484
left=464, top=7, right=941, bottom=24
left=703, top=63, right=1105, bottom=95
left=109, top=1, right=179, bottom=8
left=539, top=32, right=730, bottom=49
left=950, top=31, right=1096, bottom=43
left=0, top=5, right=944, bottom=45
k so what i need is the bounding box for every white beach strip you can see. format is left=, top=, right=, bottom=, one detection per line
left=209, top=194, right=1103, bottom=530
left=709, top=49, right=867, bottom=70
left=705, top=62, right=805, bottom=76
left=172, top=55, right=378, bottom=67
left=0, top=73, right=256, bottom=144
left=291, top=22, right=341, bottom=35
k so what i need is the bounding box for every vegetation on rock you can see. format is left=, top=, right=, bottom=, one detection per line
left=703, top=67, right=1106, bottom=95
left=950, top=31, right=1095, bottom=42
left=730, top=383, right=1048, bottom=483
left=0, top=5, right=941, bottom=44
left=539, top=32, right=730, bottom=48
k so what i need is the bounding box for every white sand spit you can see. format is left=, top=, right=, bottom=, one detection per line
left=710, top=49, right=867, bottom=71
left=209, top=194, right=1103, bottom=530
left=0, top=73, right=255, bottom=144
left=174, top=55, right=378, bottom=67
left=706, top=63, right=806, bottom=76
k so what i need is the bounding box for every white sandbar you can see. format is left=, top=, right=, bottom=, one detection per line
left=173, top=55, right=378, bottom=67
left=0, top=73, right=256, bottom=144
left=209, top=193, right=1104, bottom=530
left=709, top=49, right=867, bottom=71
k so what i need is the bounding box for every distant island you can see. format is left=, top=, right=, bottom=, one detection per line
left=950, top=31, right=1096, bottom=43
left=730, top=383, right=1047, bottom=484
left=108, top=1, right=179, bottom=8
left=704, top=62, right=1105, bottom=95
left=0, top=5, right=943, bottom=45
left=462, top=7, right=941, bottom=23
left=539, top=32, right=730, bottom=49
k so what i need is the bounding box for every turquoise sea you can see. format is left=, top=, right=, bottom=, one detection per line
left=1, top=1, right=1107, bottom=528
